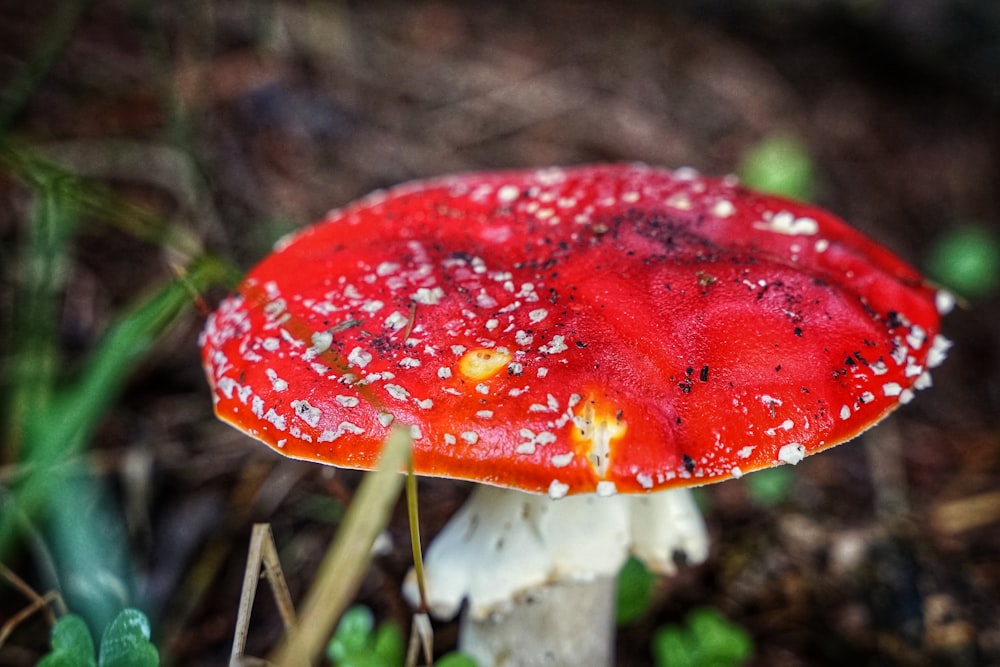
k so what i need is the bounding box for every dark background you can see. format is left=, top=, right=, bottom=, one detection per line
left=1, top=1, right=998, bottom=665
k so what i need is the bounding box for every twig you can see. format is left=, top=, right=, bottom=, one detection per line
left=0, top=561, right=66, bottom=649
left=405, top=613, right=434, bottom=667
left=269, top=426, right=411, bottom=667
left=932, top=490, right=1000, bottom=535
left=230, top=524, right=297, bottom=666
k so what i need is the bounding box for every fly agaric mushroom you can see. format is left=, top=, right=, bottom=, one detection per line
left=200, top=164, right=951, bottom=667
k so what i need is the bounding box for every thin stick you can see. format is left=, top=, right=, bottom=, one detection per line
left=406, top=612, right=434, bottom=667
left=0, top=562, right=65, bottom=649
left=269, top=426, right=411, bottom=667
left=259, top=525, right=297, bottom=631
left=0, top=561, right=59, bottom=625
left=230, top=524, right=298, bottom=666
left=0, top=590, right=63, bottom=650
left=402, top=301, right=418, bottom=342
left=230, top=525, right=266, bottom=665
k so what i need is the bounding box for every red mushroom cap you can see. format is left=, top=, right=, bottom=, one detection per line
left=200, top=164, right=949, bottom=496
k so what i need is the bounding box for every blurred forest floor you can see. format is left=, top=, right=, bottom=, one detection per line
left=1, top=1, right=999, bottom=666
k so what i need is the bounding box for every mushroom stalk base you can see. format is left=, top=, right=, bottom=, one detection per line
left=460, top=577, right=616, bottom=667
left=403, top=484, right=708, bottom=665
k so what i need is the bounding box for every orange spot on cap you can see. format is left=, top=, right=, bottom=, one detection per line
left=570, top=394, right=627, bottom=479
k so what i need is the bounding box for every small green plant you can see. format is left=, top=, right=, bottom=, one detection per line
left=738, top=135, right=816, bottom=201
left=0, top=145, right=235, bottom=654
left=616, top=556, right=655, bottom=625
left=927, top=224, right=1000, bottom=300
left=326, top=605, right=404, bottom=667
left=38, top=608, right=158, bottom=667
left=434, top=653, right=478, bottom=667
left=325, top=605, right=478, bottom=667
left=745, top=466, right=795, bottom=506
left=651, top=607, right=753, bottom=667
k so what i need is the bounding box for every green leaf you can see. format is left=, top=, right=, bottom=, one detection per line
left=928, top=225, right=1000, bottom=299
left=738, top=135, right=816, bottom=201
left=334, top=654, right=393, bottom=667
left=5, top=171, right=79, bottom=454
left=98, top=609, right=158, bottom=667
left=46, top=471, right=134, bottom=635
left=371, top=623, right=405, bottom=664
left=652, top=625, right=693, bottom=667
left=327, top=605, right=376, bottom=662
left=45, top=254, right=233, bottom=454
left=687, top=608, right=753, bottom=662
left=0, top=254, right=232, bottom=557
left=651, top=608, right=752, bottom=667
left=435, top=652, right=479, bottom=667
left=38, top=615, right=97, bottom=667
left=325, top=610, right=405, bottom=667
left=745, top=466, right=794, bottom=506
left=616, top=556, right=654, bottom=625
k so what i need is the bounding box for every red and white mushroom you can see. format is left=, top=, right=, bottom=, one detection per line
left=200, top=164, right=951, bottom=666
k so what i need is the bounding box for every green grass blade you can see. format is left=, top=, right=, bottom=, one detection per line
left=42, top=255, right=232, bottom=453
left=0, top=142, right=205, bottom=261
left=4, top=171, right=79, bottom=452
left=0, top=255, right=232, bottom=557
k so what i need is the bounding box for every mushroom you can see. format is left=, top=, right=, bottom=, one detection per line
left=200, top=164, right=951, bottom=666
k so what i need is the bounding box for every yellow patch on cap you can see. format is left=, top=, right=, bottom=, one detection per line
left=458, top=348, right=512, bottom=380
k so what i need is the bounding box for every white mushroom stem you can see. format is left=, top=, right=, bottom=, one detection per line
left=460, top=578, right=617, bottom=667
left=403, top=485, right=709, bottom=667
